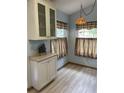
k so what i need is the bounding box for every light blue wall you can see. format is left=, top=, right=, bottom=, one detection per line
left=56, top=9, right=69, bottom=23
left=68, top=4, right=97, bottom=68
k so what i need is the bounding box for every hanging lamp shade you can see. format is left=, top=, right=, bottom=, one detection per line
left=75, top=4, right=87, bottom=25
left=75, top=17, right=86, bottom=25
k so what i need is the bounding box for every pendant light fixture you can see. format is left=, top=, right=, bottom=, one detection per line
left=75, top=4, right=86, bottom=25
left=75, top=0, right=96, bottom=25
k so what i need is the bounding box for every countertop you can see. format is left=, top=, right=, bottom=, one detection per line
left=30, top=53, right=57, bottom=62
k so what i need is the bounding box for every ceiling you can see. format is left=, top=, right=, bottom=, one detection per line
left=52, top=0, right=96, bottom=15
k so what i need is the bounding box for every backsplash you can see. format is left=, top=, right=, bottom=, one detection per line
left=27, top=40, right=50, bottom=56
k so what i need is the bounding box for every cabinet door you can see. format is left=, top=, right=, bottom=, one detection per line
left=48, top=57, right=57, bottom=81
left=38, top=3, right=46, bottom=37
left=49, top=8, right=56, bottom=37
left=38, top=61, right=48, bottom=89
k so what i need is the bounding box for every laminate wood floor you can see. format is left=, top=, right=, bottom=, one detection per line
left=28, top=63, right=97, bottom=93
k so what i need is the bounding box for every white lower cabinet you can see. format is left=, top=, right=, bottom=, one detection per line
left=30, top=55, right=57, bottom=90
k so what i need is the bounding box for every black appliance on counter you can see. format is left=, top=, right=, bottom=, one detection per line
left=38, top=43, right=46, bottom=54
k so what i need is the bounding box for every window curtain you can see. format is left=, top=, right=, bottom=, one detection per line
left=51, top=38, right=68, bottom=58
left=57, top=20, right=68, bottom=30
left=76, top=21, right=97, bottom=30
left=75, top=38, right=97, bottom=59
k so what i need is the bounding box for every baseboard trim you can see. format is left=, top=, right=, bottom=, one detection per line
left=68, top=62, right=97, bottom=70
left=57, top=62, right=69, bottom=71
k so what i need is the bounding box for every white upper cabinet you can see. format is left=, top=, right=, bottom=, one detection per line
left=27, top=0, right=56, bottom=40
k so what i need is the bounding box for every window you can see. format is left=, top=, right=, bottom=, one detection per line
left=75, top=21, right=97, bottom=59
left=51, top=20, right=68, bottom=58
left=76, top=21, right=97, bottom=38
left=56, top=28, right=68, bottom=37
left=78, top=28, right=97, bottom=38
left=56, top=20, right=68, bottom=37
